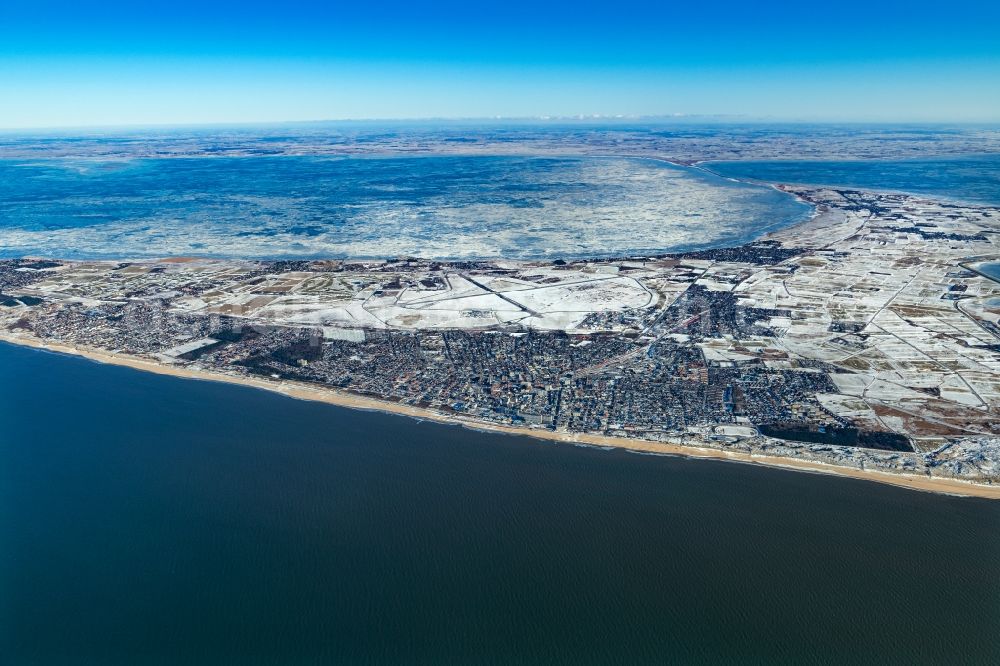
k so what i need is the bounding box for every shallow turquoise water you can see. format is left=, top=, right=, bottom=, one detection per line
left=2, top=342, right=999, bottom=665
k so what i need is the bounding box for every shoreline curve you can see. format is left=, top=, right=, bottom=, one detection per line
left=3, top=334, right=997, bottom=500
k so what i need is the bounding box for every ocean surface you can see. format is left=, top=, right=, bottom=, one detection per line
left=2, top=341, right=999, bottom=665
left=706, top=153, right=1000, bottom=206
left=0, top=155, right=812, bottom=261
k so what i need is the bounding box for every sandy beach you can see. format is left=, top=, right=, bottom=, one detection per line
left=3, top=332, right=997, bottom=500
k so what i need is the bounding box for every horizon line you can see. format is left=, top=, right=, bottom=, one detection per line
left=4, top=115, right=1000, bottom=134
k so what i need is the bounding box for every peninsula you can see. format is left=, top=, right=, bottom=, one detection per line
left=3, top=185, right=1000, bottom=497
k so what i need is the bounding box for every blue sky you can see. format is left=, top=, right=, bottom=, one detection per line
left=1, top=0, right=998, bottom=128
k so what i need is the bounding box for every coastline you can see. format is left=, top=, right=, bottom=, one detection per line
left=4, top=332, right=998, bottom=500
left=695, top=156, right=1000, bottom=210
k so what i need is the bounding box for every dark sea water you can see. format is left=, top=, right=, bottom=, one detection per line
left=2, top=341, right=999, bottom=665
left=0, top=155, right=811, bottom=261
left=706, top=154, right=1000, bottom=206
